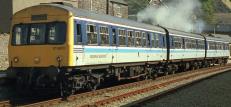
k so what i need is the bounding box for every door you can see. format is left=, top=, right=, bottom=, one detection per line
left=110, top=26, right=118, bottom=63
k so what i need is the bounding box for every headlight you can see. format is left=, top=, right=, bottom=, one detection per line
left=13, top=57, right=19, bottom=63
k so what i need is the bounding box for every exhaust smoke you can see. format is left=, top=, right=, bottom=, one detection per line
left=137, top=0, right=204, bottom=33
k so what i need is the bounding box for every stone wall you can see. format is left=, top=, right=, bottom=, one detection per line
left=0, top=0, right=128, bottom=33
left=0, top=34, right=9, bottom=70
left=108, top=1, right=128, bottom=18
left=78, top=0, right=107, bottom=14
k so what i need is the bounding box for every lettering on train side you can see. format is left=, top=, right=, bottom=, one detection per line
left=90, top=55, right=107, bottom=58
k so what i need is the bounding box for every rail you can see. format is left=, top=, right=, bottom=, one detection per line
left=0, top=100, right=10, bottom=107
left=10, top=64, right=231, bottom=107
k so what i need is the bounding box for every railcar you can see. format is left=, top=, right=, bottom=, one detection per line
left=205, top=35, right=230, bottom=65
left=8, top=3, right=229, bottom=96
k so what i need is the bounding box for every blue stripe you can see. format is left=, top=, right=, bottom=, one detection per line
left=170, top=50, right=205, bottom=53
left=84, top=48, right=165, bottom=53
left=84, top=48, right=206, bottom=53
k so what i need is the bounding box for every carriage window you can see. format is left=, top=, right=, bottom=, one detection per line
left=112, top=29, right=117, bottom=46
left=75, top=24, right=82, bottom=45
left=87, top=24, right=97, bottom=45
left=152, top=33, right=155, bottom=48
left=12, top=25, right=28, bottom=45
left=135, top=32, right=141, bottom=47
left=173, top=37, right=182, bottom=49
left=182, top=38, right=185, bottom=49
left=191, top=39, right=197, bottom=49
left=162, top=35, right=166, bottom=48
left=100, top=26, right=109, bottom=45
left=209, top=42, right=216, bottom=50
left=119, top=29, right=126, bottom=46
left=128, top=31, right=134, bottom=47
left=224, top=43, right=229, bottom=50
left=146, top=33, right=151, bottom=47
left=197, top=40, right=205, bottom=49
left=185, top=39, right=192, bottom=49
left=142, top=32, right=147, bottom=47
left=217, top=43, right=223, bottom=50
left=155, top=33, right=159, bottom=48
left=170, top=36, right=174, bottom=48
left=30, top=24, right=46, bottom=44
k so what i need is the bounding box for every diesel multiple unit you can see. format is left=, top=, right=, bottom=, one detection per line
left=8, top=3, right=230, bottom=95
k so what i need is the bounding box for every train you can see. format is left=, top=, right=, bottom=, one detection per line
left=8, top=2, right=229, bottom=96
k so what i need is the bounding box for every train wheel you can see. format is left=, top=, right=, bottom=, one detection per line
left=59, top=71, right=72, bottom=98
left=60, top=79, right=72, bottom=98
left=171, top=70, right=175, bottom=74
left=152, top=73, right=158, bottom=80
left=86, top=82, right=97, bottom=91
left=164, top=71, right=169, bottom=76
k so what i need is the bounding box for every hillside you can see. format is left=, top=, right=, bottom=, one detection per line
left=222, top=0, right=231, bottom=10
left=126, top=0, right=231, bottom=13
left=214, top=0, right=231, bottom=13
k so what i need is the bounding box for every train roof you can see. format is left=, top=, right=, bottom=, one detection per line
left=204, top=34, right=230, bottom=43
left=44, top=3, right=206, bottom=39
left=15, top=3, right=229, bottom=43
left=41, top=3, right=166, bottom=33
left=167, top=28, right=204, bottom=39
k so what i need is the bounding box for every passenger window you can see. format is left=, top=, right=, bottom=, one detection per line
left=135, top=32, right=141, bottom=47
left=162, top=35, right=166, bottom=48
left=145, top=33, right=152, bottom=47
left=87, top=24, right=97, bottom=45
left=128, top=31, right=134, bottom=47
left=155, top=34, right=159, bottom=48
left=182, top=38, right=185, bottom=49
left=112, top=29, right=117, bottom=46
left=171, top=36, right=174, bottom=49
left=119, top=29, right=126, bottom=46
left=152, top=33, right=155, bottom=48
left=141, top=32, right=147, bottom=47
left=75, top=24, right=82, bottom=45
left=100, top=26, right=109, bottom=45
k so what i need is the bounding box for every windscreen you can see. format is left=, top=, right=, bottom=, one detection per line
left=12, top=22, right=66, bottom=45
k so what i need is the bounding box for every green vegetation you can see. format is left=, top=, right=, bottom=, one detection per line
left=200, top=0, right=216, bottom=24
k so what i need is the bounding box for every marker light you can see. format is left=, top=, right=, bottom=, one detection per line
left=13, top=57, right=19, bottom=63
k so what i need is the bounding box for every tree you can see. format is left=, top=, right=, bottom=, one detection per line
left=200, top=0, right=216, bottom=24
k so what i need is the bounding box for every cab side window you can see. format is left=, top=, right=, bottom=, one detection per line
left=75, top=24, right=82, bottom=45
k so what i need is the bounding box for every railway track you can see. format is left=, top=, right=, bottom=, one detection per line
left=4, top=64, right=231, bottom=107
left=0, top=100, right=10, bottom=107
